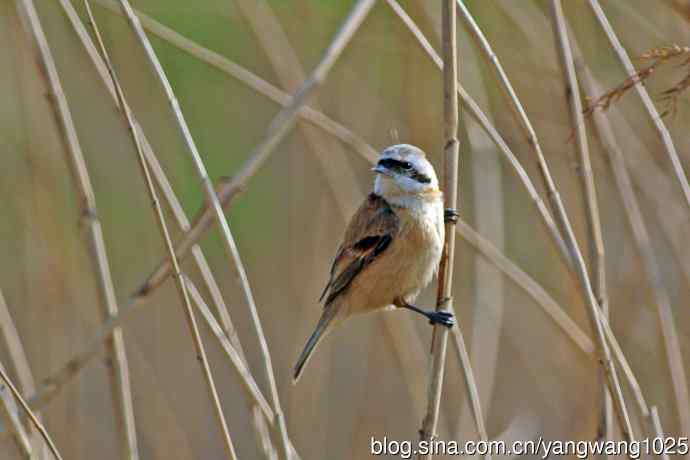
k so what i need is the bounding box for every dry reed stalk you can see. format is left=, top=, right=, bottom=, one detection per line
left=0, top=362, right=34, bottom=459
left=81, top=2, right=237, bottom=457
left=114, top=0, right=294, bottom=455
left=452, top=0, right=635, bottom=442
left=0, top=290, right=44, bottom=456
left=548, top=0, right=612, bottom=443
left=14, top=0, right=140, bottom=457
left=417, top=1, right=461, bottom=456
left=0, top=363, right=62, bottom=460
left=575, top=52, right=690, bottom=441
left=597, top=316, right=650, bottom=420
left=587, top=0, right=690, bottom=211
left=415, top=0, right=502, bottom=442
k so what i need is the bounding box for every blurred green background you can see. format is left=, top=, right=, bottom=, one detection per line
left=1, top=0, right=689, bottom=458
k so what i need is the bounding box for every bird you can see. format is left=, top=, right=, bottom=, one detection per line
left=293, top=144, right=454, bottom=382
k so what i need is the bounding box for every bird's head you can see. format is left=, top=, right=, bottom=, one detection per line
left=373, top=144, right=440, bottom=199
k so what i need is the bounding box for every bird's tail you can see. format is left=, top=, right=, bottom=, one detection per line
left=293, top=306, right=340, bottom=383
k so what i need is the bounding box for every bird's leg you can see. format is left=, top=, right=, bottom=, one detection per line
left=397, top=299, right=454, bottom=328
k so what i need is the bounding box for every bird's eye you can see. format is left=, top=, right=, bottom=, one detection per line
left=401, top=161, right=412, bottom=170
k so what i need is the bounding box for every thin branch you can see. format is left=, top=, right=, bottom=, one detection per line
left=418, top=1, right=462, bottom=456
left=575, top=50, right=690, bottom=440
left=82, top=1, right=237, bottom=457
left=453, top=0, right=634, bottom=442
left=0, top=363, right=62, bottom=460
left=587, top=0, right=690, bottom=211
left=19, top=1, right=141, bottom=457
left=548, top=0, right=611, bottom=444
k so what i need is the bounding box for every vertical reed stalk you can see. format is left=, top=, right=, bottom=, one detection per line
left=418, top=1, right=460, bottom=457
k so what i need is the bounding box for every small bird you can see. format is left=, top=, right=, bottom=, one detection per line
left=293, top=144, right=453, bottom=382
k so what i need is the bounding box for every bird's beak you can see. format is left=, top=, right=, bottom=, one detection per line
left=372, top=164, right=389, bottom=176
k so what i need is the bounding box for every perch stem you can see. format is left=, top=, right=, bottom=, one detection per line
left=418, top=1, right=461, bottom=457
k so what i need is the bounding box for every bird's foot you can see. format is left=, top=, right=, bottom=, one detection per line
left=444, top=208, right=459, bottom=224
left=427, top=310, right=454, bottom=328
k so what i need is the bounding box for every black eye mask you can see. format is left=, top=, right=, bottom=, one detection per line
left=377, top=158, right=431, bottom=184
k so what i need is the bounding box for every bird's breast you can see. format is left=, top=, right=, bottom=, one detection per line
left=389, top=200, right=444, bottom=299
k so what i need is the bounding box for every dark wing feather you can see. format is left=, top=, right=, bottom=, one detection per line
left=320, top=194, right=399, bottom=306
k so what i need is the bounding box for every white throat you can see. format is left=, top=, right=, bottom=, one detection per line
left=374, top=175, right=438, bottom=209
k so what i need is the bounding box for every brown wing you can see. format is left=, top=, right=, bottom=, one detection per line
left=319, top=193, right=399, bottom=306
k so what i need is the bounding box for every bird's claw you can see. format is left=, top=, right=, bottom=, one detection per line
left=444, top=208, right=459, bottom=224
left=427, top=311, right=454, bottom=328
